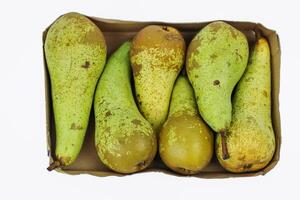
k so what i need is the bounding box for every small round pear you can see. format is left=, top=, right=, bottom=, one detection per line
left=159, top=76, right=213, bottom=175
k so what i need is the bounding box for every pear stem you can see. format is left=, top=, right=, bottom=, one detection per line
left=47, top=160, right=61, bottom=171
left=220, top=130, right=229, bottom=160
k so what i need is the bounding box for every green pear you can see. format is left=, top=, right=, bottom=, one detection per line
left=45, top=12, right=107, bottom=170
left=216, top=38, right=275, bottom=172
left=94, top=42, right=157, bottom=174
left=159, top=76, right=214, bottom=175
left=186, top=21, right=249, bottom=159
left=130, top=25, right=186, bottom=133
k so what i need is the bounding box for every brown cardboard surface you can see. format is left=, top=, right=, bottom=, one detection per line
left=43, top=14, right=281, bottom=178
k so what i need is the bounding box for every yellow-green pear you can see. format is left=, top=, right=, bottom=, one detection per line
left=216, top=38, right=275, bottom=172
left=186, top=21, right=249, bottom=159
left=159, top=76, right=214, bottom=175
left=130, top=25, right=186, bottom=133
left=45, top=12, right=107, bottom=170
left=94, top=42, right=157, bottom=174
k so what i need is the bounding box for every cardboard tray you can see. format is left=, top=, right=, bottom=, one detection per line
left=43, top=14, right=281, bottom=178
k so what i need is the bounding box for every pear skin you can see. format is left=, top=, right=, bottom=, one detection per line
left=186, top=21, right=249, bottom=159
left=45, top=13, right=107, bottom=170
left=94, top=42, right=157, bottom=174
left=216, top=38, right=275, bottom=173
left=130, top=25, right=185, bottom=133
left=159, top=76, right=213, bottom=175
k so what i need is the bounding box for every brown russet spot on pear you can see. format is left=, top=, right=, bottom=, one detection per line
left=210, top=53, right=218, bottom=60
left=105, top=111, right=112, bottom=117
left=81, top=61, right=90, bottom=68
left=132, top=64, right=142, bottom=76
left=263, top=90, right=268, bottom=97
left=131, top=119, right=142, bottom=126
left=213, top=80, right=220, bottom=86
left=70, top=123, right=83, bottom=130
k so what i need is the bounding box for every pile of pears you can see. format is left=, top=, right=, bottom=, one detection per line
left=45, top=13, right=275, bottom=175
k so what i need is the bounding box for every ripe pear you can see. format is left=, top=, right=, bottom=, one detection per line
left=94, top=42, right=157, bottom=174
left=159, top=76, right=213, bottom=175
left=130, top=25, right=186, bottom=133
left=216, top=38, right=275, bottom=173
left=45, top=12, right=107, bottom=170
left=186, top=21, right=249, bottom=159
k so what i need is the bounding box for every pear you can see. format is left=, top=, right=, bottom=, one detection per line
left=130, top=25, right=186, bottom=133
left=45, top=12, right=107, bottom=170
left=159, top=76, right=213, bottom=175
left=94, top=42, right=157, bottom=174
left=186, top=21, right=249, bottom=159
left=216, top=38, right=275, bottom=172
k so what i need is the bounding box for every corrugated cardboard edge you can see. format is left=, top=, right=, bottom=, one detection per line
left=43, top=14, right=281, bottom=178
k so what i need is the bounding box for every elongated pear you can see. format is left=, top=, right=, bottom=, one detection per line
left=94, top=42, right=157, bottom=174
left=186, top=21, right=249, bottom=159
left=130, top=25, right=186, bottom=133
left=159, top=76, right=213, bottom=175
left=45, top=13, right=107, bottom=170
left=216, top=38, right=275, bottom=172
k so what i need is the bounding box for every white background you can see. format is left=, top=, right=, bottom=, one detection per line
left=0, top=0, right=298, bottom=199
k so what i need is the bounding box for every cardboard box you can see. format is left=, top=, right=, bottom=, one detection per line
left=43, top=14, right=281, bottom=178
